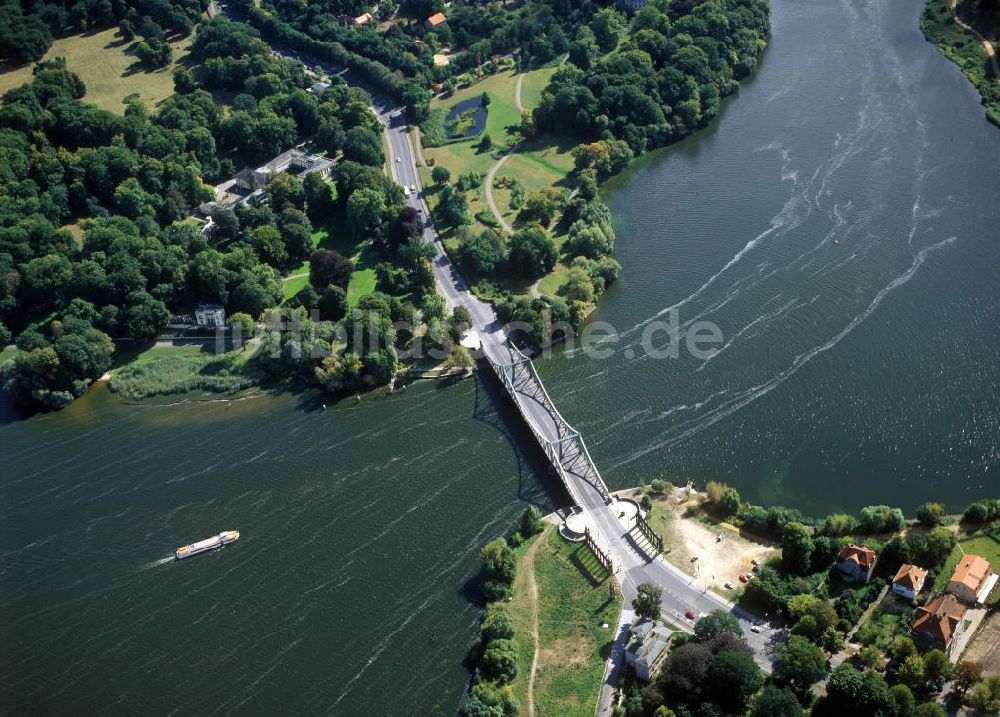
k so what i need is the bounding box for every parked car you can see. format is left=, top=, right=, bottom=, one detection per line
left=724, top=581, right=735, bottom=590
left=690, top=555, right=699, bottom=562
left=751, top=624, right=763, bottom=633
left=739, top=574, right=749, bottom=583
left=685, top=610, right=696, bottom=620
left=751, top=558, right=761, bottom=566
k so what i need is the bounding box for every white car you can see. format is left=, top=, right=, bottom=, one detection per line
left=750, top=624, right=763, bottom=633
left=403, top=187, right=410, bottom=197
left=410, top=184, right=417, bottom=193
left=396, top=156, right=401, bottom=163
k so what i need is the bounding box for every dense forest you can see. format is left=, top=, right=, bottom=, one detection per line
left=534, top=0, right=770, bottom=150
left=0, top=17, right=433, bottom=408
left=0, top=0, right=208, bottom=65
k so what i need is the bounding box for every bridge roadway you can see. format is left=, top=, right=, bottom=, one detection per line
left=214, top=12, right=776, bottom=702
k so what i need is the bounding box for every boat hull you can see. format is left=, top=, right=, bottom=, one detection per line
left=175, top=531, right=240, bottom=560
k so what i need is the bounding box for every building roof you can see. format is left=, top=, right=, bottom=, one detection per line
left=837, top=544, right=878, bottom=570
left=893, top=563, right=928, bottom=590
left=426, top=12, right=447, bottom=26
left=353, top=12, right=372, bottom=24
left=948, top=554, right=992, bottom=593
left=912, top=593, right=967, bottom=647
left=196, top=304, right=225, bottom=311
left=626, top=619, right=671, bottom=675
left=310, top=81, right=331, bottom=93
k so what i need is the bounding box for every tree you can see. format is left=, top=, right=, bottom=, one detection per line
left=310, top=250, right=354, bottom=290
left=343, top=126, right=383, bottom=166
left=520, top=188, right=565, bottom=226
left=859, top=505, right=904, bottom=533
left=265, top=172, right=304, bottom=213
left=694, top=610, right=742, bottom=642
left=229, top=312, right=255, bottom=345
left=632, top=582, right=662, bottom=620
left=432, top=165, right=451, bottom=184
left=519, top=506, right=544, bottom=537
left=346, top=187, right=388, bottom=239
left=508, top=227, right=556, bottom=278
left=898, top=655, right=926, bottom=691
left=459, top=229, right=507, bottom=275
left=318, top=285, right=349, bottom=322
left=922, top=649, right=952, bottom=687
left=890, top=684, right=916, bottom=717
left=480, top=604, right=515, bottom=643
left=479, top=133, right=493, bottom=152
left=782, top=522, right=815, bottom=576
left=590, top=8, right=626, bottom=52
left=775, top=635, right=826, bottom=695
left=314, top=352, right=363, bottom=392
left=439, top=185, right=470, bottom=226
left=893, top=637, right=918, bottom=663
left=914, top=704, right=946, bottom=717
left=481, top=537, right=516, bottom=601
left=478, top=638, right=517, bottom=683
left=707, top=649, right=765, bottom=713
left=481, top=91, right=491, bottom=107
left=123, top=291, right=169, bottom=342
left=751, top=685, right=801, bottom=717
left=952, top=660, right=984, bottom=694
left=461, top=683, right=518, bottom=717
left=915, top=502, right=944, bottom=526
left=967, top=676, right=1000, bottom=714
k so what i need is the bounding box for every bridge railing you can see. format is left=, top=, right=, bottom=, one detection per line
left=483, top=341, right=613, bottom=507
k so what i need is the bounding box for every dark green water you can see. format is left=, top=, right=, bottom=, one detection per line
left=2, top=0, right=999, bottom=713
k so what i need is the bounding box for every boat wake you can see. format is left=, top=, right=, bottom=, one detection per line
left=138, top=556, right=175, bottom=571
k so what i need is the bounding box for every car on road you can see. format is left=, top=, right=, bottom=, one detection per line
left=410, top=184, right=417, bottom=193
left=403, top=187, right=410, bottom=197
left=396, top=156, right=401, bottom=163
left=685, top=610, right=696, bottom=620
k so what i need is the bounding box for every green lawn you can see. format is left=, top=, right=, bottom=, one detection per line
left=507, top=526, right=620, bottom=717
left=346, top=244, right=383, bottom=306
left=934, top=531, right=1000, bottom=603
left=0, top=25, right=194, bottom=113
left=282, top=210, right=363, bottom=300
left=519, top=64, right=559, bottom=112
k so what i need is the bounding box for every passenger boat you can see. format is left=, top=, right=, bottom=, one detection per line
left=175, top=530, right=240, bottom=560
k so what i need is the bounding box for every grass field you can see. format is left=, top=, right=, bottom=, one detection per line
left=281, top=209, right=365, bottom=300
left=934, top=530, right=1000, bottom=603
left=0, top=25, right=194, bottom=113
left=519, top=65, right=559, bottom=112
left=507, top=526, right=620, bottom=717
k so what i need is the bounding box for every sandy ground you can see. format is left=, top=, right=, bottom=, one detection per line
left=962, top=612, right=1000, bottom=675
left=634, top=488, right=779, bottom=598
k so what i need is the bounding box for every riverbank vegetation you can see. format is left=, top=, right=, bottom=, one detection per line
left=463, top=508, right=619, bottom=717
left=921, top=0, right=1000, bottom=126
left=108, top=344, right=258, bottom=399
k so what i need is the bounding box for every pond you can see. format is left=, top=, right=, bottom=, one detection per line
left=444, top=96, right=487, bottom=140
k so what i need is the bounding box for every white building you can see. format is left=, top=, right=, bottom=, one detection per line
left=195, top=304, right=226, bottom=327
left=891, top=564, right=928, bottom=601
left=235, top=149, right=336, bottom=191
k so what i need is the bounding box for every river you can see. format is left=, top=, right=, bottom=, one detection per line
left=2, top=0, right=998, bottom=713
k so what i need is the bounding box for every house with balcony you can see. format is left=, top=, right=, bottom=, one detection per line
left=836, top=544, right=878, bottom=584
left=892, top=563, right=928, bottom=601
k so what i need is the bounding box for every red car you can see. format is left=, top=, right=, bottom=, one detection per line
left=685, top=610, right=696, bottom=620
left=739, top=574, right=749, bottom=583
